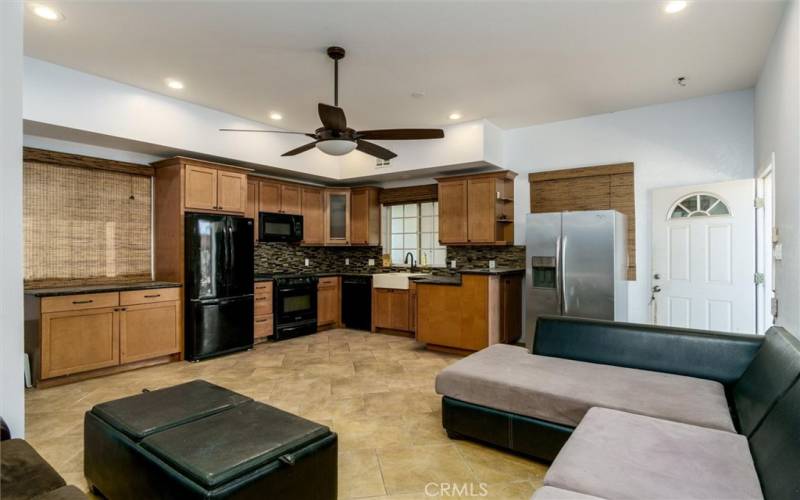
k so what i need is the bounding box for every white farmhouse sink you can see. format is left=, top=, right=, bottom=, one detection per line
left=372, top=272, right=430, bottom=290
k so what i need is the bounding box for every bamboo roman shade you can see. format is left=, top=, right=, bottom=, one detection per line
left=378, top=184, right=438, bottom=205
left=529, top=163, right=636, bottom=280
left=24, top=160, right=153, bottom=286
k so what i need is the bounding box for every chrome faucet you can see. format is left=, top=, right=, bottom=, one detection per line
left=404, top=252, right=417, bottom=271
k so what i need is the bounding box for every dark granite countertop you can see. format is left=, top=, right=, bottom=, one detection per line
left=25, top=281, right=182, bottom=297
left=410, top=276, right=462, bottom=286
left=460, top=268, right=525, bottom=276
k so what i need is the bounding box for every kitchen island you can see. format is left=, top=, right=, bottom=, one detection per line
left=414, top=269, right=523, bottom=353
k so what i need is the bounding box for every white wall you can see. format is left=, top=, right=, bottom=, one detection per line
left=755, top=0, right=800, bottom=336
left=24, top=135, right=163, bottom=165
left=505, top=90, right=755, bottom=324
left=1, top=1, right=25, bottom=437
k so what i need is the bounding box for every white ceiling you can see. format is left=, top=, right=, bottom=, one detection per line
left=24, top=1, right=785, bottom=132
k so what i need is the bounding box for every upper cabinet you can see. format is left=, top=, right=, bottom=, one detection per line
left=258, top=180, right=301, bottom=215
left=324, top=189, right=350, bottom=246
left=436, top=171, right=516, bottom=245
left=350, top=187, right=381, bottom=246
left=301, top=187, right=325, bottom=246
left=184, top=162, right=247, bottom=214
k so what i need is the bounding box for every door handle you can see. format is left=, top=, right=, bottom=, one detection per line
left=561, top=236, right=568, bottom=315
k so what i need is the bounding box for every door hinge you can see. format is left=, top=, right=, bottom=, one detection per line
left=754, top=197, right=765, bottom=209
left=754, top=272, right=765, bottom=285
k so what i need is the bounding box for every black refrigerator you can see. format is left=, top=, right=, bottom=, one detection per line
left=184, top=213, right=254, bottom=361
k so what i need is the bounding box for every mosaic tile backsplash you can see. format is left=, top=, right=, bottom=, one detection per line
left=254, top=242, right=525, bottom=275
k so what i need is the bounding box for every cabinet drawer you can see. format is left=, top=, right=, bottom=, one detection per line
left=41, top=292, right=119, bottom=314
left=120, top=287, right=181, bottom=306
left=254, top=281, right=273, bottom=293
left=318, top=277, right=338, bottom=288
left=254, top=314, right=273, bottom=339
left=255, top=294, right=272, bottom=315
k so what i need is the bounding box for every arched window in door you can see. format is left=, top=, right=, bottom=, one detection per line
left=669, top=193, right=730, bottom=219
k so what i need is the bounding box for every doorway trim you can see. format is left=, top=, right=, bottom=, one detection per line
left=756, top=153, right=776, bottom=334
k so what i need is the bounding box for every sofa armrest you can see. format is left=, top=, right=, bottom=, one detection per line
left=532, top=316, right=763, bottom=385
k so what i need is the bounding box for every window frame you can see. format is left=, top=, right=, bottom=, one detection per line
left=383, top=201, right=445, bottom=268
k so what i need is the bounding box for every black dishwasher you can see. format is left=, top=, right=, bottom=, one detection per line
left=342, top=275, right=372, bottom=331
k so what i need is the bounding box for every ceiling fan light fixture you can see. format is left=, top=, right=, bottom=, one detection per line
left=316, top=139, right=357, bottom=156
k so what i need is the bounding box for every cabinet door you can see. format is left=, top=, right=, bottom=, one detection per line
left=301, top=187, right=324, bottom=245
left=350, top=188, right=369, bottom=245
left=467, top=177, right=496, bottom=243
left=281, top=185, right=302, bottom=215
left=41, top=307, right=120, bottom=379
left=438, top=180, right=468, bottom=244
left=258, top=180, right=282, bottom=213
left=246, top=179, right=259, bottom=242
left=388, top=290, right=410, bottom=331
left=372, top=289, right=393, bottom=330
left=216, top=170, right=247, bottom=213
left=119, top=301, right=181, bottom=364
left=325, top=190, right=350, bottom=245
left=317, top=278, right=339, bottom=327
left=185, top=164, right=218, bottom=211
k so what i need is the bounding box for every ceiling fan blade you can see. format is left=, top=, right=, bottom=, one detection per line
left=356, top=129, right=444, bottom=140
left=281, top=141, right=318, bottom=157
left=318, top=103, right=347, bottom=131
left=356, top=140, right=397, bottom=161
left=220, top=129, right=316, bottom=138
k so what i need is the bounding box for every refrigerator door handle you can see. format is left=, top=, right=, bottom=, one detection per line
left=227, top=219, right=235, bottom=278
left=555, top=235, right=563, bottom=315
left=561, top=236, right=568, bottom=315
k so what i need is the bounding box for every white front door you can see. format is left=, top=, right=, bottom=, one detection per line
left=651, top=179, right=756, bottom=334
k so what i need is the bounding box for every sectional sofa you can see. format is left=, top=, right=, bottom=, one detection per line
left=435, top=316, right=800, bottom=500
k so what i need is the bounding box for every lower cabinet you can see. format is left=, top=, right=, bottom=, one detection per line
left=254, top=281, right=274, bottom=343
left=41, top=307, right=120, bottom=379
left=120, top=301, right=181, bottom=364
left=317, top=277, right=340, bottom=329
left=372, top=288, right=412, bottom=333
left=27, top=287, right=182, bottom=385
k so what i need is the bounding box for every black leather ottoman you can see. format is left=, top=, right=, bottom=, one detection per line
left=84, top=380, right=337, bottom=499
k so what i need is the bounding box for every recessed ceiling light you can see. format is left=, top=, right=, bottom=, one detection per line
left=449, top=112, right=462, bottom=120
left=664, top=1, right=687, bottom=14
left=269, top=112, right=283, bottom=121
left=30, top=4, right=64, bottom=21
left=165, top=78, right=184, bottom=90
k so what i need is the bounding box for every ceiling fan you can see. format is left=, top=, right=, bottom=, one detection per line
left=220, top=46, right=444, bottom=161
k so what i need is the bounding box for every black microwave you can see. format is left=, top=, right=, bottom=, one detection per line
left=259, top=212, right=303, bottom=242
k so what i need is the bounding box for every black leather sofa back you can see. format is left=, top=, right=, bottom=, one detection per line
left=749, top=377, right=800, bottom=500
left=533, top=316, right=763, bottom=385
left=733, top=327, right=800, bottom=436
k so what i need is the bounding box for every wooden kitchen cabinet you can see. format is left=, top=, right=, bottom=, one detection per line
left=254, top=280, right=273, bottom=343
left=301, top=187, right=325, bottom=245
left=184, top=162, right=247, bottom=214
left=25, top=287, right=183, bottom=386
left=350, top=187, right=381, bottom=246
left=317, top=277, right=341, bottom=329
left=416, top=273, right=522, bottom=352
left=437, top=179, right=468, bottom=244
left=259, top=180, right=302, bottom=215
left=324, top=189, right=350, bottom=245
left=436, top=171, right=517, bottom=245
left=41, top=307, right=120, bottom=379
left=120, top=300, right=181, bottom=364
left=372, top=288, right=411, bottom=333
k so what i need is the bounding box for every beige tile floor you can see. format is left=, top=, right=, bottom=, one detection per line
left=25, top=329, right=547, bottom=499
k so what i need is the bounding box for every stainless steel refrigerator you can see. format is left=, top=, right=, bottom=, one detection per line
left=185, top=213, right=254, bottom=361
left=525, top=210, right=629, bottom=345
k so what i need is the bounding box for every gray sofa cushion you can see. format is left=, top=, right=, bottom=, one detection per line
left=531, top=486, right=604, bottom=500
left=435, top=344, right=735, bottom=432
left=545, top=407, right=763, bottom=500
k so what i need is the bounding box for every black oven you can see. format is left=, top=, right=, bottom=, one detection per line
left=259, top=212, right=303, bottom=243
left=273, top=275, right=317, bottom=340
